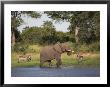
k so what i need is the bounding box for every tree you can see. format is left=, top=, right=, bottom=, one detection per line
left=45, top=11, right=100, bottom=44
left=21, top=21, right=56, bottom=45
left=11, top=11, right=22, bottom=46
left=21, top=21, right=70, bottom=45
left=41, top=21, right=56, bottom=45
left=11, top=11, right=41, bottom=46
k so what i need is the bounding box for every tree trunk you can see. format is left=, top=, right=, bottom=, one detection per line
left=11, top=31, right=15, bottom=46
left=74, top=26, right=80, bottom=53
left=75, top=26, right=80, bottom=44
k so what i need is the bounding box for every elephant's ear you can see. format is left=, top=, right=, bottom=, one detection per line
left=61, top=43, right=66, bottom=52
left=53, top=43, right=62, bottom=53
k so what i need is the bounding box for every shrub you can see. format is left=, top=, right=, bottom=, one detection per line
left=68, top=41, right=100, bottom=52
left=12, top=43, right=29, bottom=54
left=89, top=42, right=100, bottom=52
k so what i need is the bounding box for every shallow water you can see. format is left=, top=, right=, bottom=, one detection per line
left=11, top=66, right=100, bottom=77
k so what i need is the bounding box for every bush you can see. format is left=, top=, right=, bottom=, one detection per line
left=68, top=41, right=100, bottom=52
left=67, top=42, right=79, bottom=52
left=12, top=43, right=29, bottom=54
left=89, top=42, right=100, bottom=52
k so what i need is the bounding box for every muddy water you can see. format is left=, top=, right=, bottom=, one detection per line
left=11, top=66, right=100, bottom=77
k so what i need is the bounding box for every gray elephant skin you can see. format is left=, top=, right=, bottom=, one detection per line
left=40, top=43, right=74, bottom=68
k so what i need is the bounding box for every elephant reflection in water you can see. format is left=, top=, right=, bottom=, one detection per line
left=40, top=42, right=74, bottom=68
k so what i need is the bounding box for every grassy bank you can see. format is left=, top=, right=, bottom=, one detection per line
left=11, top=45, right=100, bottom=68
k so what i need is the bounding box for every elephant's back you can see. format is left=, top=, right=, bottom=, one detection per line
left=40, top=46, right=53, bottom=53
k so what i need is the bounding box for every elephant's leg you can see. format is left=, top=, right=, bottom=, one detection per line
left=54, top=54, right=62, bottom=68
left=48, top=60, right=52, bottom=67
left=40, top=61, right=44, bottom=68
left=56, top=58, right=62, bottom=68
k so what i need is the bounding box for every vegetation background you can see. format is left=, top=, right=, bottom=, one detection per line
left=11, top=11, right=100, bottom=67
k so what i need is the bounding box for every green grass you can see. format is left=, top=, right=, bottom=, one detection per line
left=11, top=53, right=40, bottom=68
left=11, top=45, right=100, bottom=68
left=61, top=53, right=100, bottom=67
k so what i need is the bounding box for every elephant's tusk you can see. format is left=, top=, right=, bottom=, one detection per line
left=72, top=51, right=74, bottom=53
left=67, top=50, right=71, bottom=51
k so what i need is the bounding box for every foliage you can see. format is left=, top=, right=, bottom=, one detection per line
left=45, top=11, right=100, bottom=44
left=11, top=11, right=41, bottom=29
left=11, top=11, right=100, bottom=53
left=11, top=11, right=41, bottom=45
left=21, top=21, right=71, bottom=45
left=88, top=42, right=100, bottom=52
left=12, top=42, right=29, bottom=54
left=67, top=41, right=100, bottom=52
left=21, top=27, right=42, bottom=44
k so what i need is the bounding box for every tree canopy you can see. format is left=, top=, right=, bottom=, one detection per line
left=11, top=11, right=41, bottom=45
left=11, top=11, right=100, bottom=46
left=45, top=11, right=100, bottom=44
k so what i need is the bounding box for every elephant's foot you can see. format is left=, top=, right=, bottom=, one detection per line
left=56, top=66, right=61, bottom=68
left=40, top=65, right=43, bottom=68
left=56, top=64, right=61, bottom=68
left=40, top=63, right=44, bottom=68
left=48, top=62, right=52, bottom=67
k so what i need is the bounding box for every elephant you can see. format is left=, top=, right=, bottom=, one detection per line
left=40, top=42, right=74, bottom=68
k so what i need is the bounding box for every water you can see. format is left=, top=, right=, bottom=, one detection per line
left=11, top=66, right=100, bottom=77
